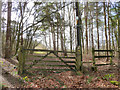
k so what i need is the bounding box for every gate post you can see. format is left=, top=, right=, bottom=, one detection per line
left=18, top=46, right=26, bottom=75
left=92, top=48, right=97, bottom=71
left=110, top=50, right=113, bottom=65
left=76, top=46, right=82, bottom=71
left=75, top=2, right=83, bottom=72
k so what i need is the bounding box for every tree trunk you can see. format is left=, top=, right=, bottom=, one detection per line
left=5, top=2, right=12, bottom=59
left=0, top=1, right=2, bottom=57
left=103, top=2, right=108, bottom=61
left=60, top=28, right=64, bottom=53
left=117, top=2, right=120, bottom=77
left=90, top=10, right=94, bottom=50
left=75, top=2, right=82, bottom=71
left=107, top=2, right=111, bottom=50
left=89, top=13, right=91, bottom=49
left=85, top=2, right=88, bottom=54
left=102, top=28, right=104, bottom=49
left=51, top=25, right=56, bottom=51
left=67, top=5, right=72, bottom=52
left=20, top=2, right=27, bottom=46
left=56, top=16, right=59, bottom=52
left=96, top=2, right=99, bottom=52
left=49, top=29, right=51, bottom=49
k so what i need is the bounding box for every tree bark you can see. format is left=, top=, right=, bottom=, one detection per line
left=107, top=2, right=111, bottom=50
left=85, top=2, right=88, bottom=54
left=118, top=2, right=120, bottom=59
left=103, top=2, right=108, bottom=61
left=67, top=5, right=72, bottom=52
left=96, top=2, right=99, bottom=52
left=0, top=1, right=2, bottom=57
left=5, top=2, right=12, bottom=59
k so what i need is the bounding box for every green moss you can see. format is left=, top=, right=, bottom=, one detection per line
left=110, top=81, right=120, bottom=86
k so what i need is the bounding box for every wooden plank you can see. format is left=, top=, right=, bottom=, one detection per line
left=94, top=50, right=114, bottom=52
left=95, top=63, right=110, bottom=66
left=33, top=56, right=76, bottom=59
left=23, top=49, right=75, bottom=53
left=27, top=68, right=72, bottom=71
left=39, top=60, right=76, bottom=63
left=25, top=60, right=76, bottom=64
left=28, top=52, right=51, bottom=68
left=53, top=52, right=76, bottom=71
left=94, top=56, right=114, bottom=58
left=83, top=61, right=93, bottom=63
left=33, top=64, right=76, bottom=67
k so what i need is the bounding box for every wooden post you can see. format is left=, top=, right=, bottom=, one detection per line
left=76, top=46, right=82, bottom=71
left=110, top=50, right=113, bottom=65
left=18, top=46, right=26, bottom=75
left=92, top=48, right=97, bottom=71
left=75, top=2, right=83, bottom=72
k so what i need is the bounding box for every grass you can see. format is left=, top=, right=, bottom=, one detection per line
left=34, top=51, right=47, bottom=54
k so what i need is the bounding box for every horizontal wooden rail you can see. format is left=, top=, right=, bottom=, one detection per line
left=94, top=50, right=114, bottom=52
left=95, top=63, right=110, bottom=66
left=27, top=68, right=72, bottom=71
left=83, top=61, right=93, bottom=63
left=33, top=64, right=76, bottom=67
left=94, top=56, right=114, bottom=58
left=23, top=49, right=75, bottom=53
left=33, top=55, right=76, bottom=59
left=42, top=60, right=76, bottom=63
left=25, top=60, right=76, bottom=63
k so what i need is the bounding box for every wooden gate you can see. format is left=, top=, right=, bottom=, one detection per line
left=22, top=49, right=76, bottom=73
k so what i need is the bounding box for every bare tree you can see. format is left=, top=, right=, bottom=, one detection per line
left=5, top=2, right=12, bottom=59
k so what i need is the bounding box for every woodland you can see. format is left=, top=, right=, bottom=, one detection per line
left=0, top=1, right=120, bottom=89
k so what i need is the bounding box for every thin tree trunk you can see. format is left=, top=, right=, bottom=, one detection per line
left=51, top=25, right=56, bottom=51
left=111, top=28, right=115, bottom=50
left=68, top=5, right=72, bottom=52
left=56, top=16, right=59, bottom=52
left=0, top=1, right=2, bottom=57
left=103, top=2, right=108, bottom=61
left=107, top=2, right=111, bottom=50
left=73, top=3, right=77, bottom=51
left=63, top=2, right=67, bottom=56
left=49, top=29, right=51, bottom=49
left=5, top=2, right=12, bottom=59
left=91, top=11, right=94, bottom=50
left=89, top=14, right=91, bottom=49
left=118, top=2, right=120, bottom=59
left=96, top=2, right=99, bottom=52
left=85, top=2, right=88, bottom=54
left=20, top=2, right=27, bottom=46
left=102, top=28, right=104, bottom=49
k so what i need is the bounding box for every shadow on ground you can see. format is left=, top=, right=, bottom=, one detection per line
left=2, top=68, right=25, bottom=88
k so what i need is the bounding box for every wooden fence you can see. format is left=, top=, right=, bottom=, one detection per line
left=18, top=48, right=77, bottom=74
left=92, top=48, right=114, bottom=71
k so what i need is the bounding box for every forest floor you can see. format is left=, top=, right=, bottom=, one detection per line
left=0, top=54, right=119, bottom=89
